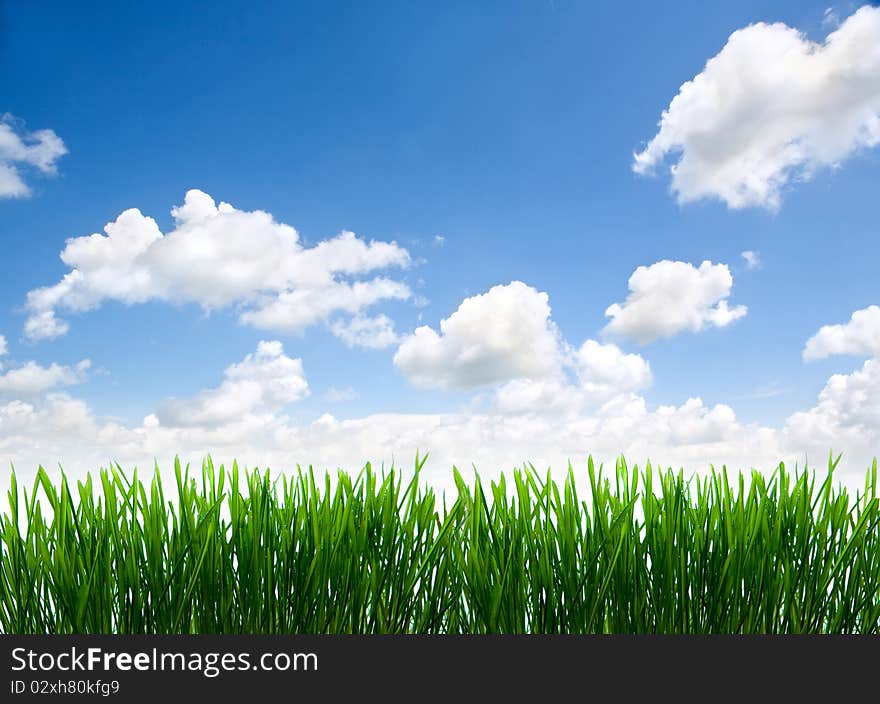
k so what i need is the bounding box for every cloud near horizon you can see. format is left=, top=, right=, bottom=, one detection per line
left=2, top=288, right=877, bottom=494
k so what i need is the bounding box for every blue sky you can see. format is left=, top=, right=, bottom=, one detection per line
left=1, top=1, right=879, bottom=487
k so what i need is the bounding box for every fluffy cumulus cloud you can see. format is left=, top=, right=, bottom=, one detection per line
left=393, top=281, right=564, bottom=389
left=3, top=286, right=878, bottom=496
left=0, top=389, right=785, bottom=500
left=4, top=281, right=772, bottom=492
left=0, top=114, right=67, bottom=198
left=0, top=395, right=103, bottom=462
left=0, top=347, right=876, bottom=498
left=603, top=260, right=747, bottom=343
left=331, top=314, right=400, bottom=349
left=23, top=190, right=412, bottom=341
left=575, top=339, right=652, bottom=398
left=634, top=6, right=880, bottom=209
left=0, top=335, right=6, bottom=357
left=0, top=359, right=90, bottom=396
left=803, top=305, right=880, bottom=361
left=268, top=398, right=782, bottom=495
left=390, top=280, right=653, bottom=413
left=156, top=341, right=308, bottom=428
left=492, top=340, right=652, bottom=415
left=785, top=359, right=880, bottom=463
left=787, top=306, right=880, bottom=464
left=491, top=378, right=583, bottom=416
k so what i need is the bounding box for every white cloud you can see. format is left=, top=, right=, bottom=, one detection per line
left=2, top=349, right=877, bottom=497
left=24, top=190, right=411, bottom=340
left=785, top=359, right=880, bottom=461
left=272, top=397, right=771, bottom=488
left=0, top=395, right=96, bottom=449
left=331, top=314, right=400, bottom=349
left=575, top=339, right=652, bottom=398
left=490, top=337, right=652, bottom=417
left=741, top=250, right=761, bottom=269
left=2, top=289, right=877, bottom=496
left=238, top=277, right=409, bottom=333
left=393, top=281, right=564, bottom=389
left=493, top=340, right=653, bottom=417
left=156, top=340, right=308, bottom=428
left=634, top=6, right=880, bottom=209
left=0, top=335, right=6, bottom=357
left=783, top=305, right=880, bottom=468
left=492, top=378, right=585, bottom=416
left=325, top=386, right=359, bottom=402
left=0, top=386, right=798, bottom=501
left=603, top=260, right=747, bottom=343
left=0, top=114, right=67, bottom=198
left=24, top=311, right=69, bottom=341
left=493, top=341, right=646, bottom=409
left=803, top=305, right=880, bottom=361
left=393, top=284, right=652, bottom=416
left=0, top=359, right=90, bottom=396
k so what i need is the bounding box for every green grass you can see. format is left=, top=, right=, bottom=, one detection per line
left=2, top=454, right=879, bottom=634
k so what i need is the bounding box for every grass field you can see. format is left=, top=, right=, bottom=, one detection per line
left=2, top=454, right=879, bottom=634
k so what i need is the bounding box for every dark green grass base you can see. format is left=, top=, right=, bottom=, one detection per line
left=2, top=454, right=879, bottom=634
